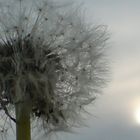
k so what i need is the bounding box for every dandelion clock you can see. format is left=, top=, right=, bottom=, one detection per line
left=0, top=0, right=109, bottom=140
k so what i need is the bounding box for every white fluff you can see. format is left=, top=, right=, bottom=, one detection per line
left=0, top=0, right=109, bottom=135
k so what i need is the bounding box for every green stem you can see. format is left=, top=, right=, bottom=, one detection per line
left=15, top=103, right=31, bottom=140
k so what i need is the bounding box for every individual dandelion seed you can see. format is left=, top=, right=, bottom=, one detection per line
left=0, top=0, right=109, bottom=139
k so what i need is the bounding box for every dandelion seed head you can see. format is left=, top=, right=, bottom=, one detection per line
left=0, top=0, right=109, bottom=134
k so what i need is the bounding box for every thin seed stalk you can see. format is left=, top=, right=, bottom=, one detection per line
left=15, top=102, right=31, bottom=140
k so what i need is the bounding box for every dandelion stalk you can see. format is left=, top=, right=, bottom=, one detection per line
left=15, top=102, right=31, bottom=140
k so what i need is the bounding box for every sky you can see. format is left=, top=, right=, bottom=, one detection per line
left=2, top=0, right=140, bottom=140
left=60, top=0, right=140, bottom=140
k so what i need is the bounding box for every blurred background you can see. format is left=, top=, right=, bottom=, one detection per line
left=62, top=0, right=140, bottom=140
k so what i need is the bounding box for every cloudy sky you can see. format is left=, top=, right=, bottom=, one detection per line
left=61, top=0, right=140, bottom=140
left=2, top=0, right=140, bottom=140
